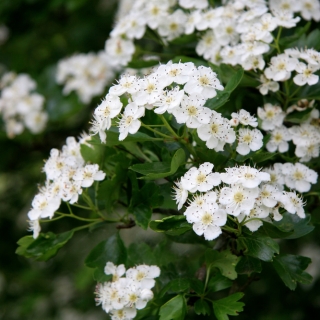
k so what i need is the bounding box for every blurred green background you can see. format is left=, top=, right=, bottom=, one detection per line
left=1, top=1, right=320, bottom=319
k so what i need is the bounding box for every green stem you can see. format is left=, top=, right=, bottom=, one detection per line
left=72, top=222, right=100, bottom=232
left=204, top=264, right=211, bottom=293
left=241, top=217, right=262, bottom=226
left=71, top=203, right=92, bottom=210
left=140, top=122, right=173, bottom=139
left=55, top=211, right=100, bottom=222
left=39, top=215, right=65, bottom=223
left=273, top=27, right=282, bottom=54
left=158, top=115, right=180, bottom=139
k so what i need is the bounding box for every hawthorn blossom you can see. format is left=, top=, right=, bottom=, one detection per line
left=293, top=63, right=320, bottom=86
left=236, top=128, right=263, bottom=155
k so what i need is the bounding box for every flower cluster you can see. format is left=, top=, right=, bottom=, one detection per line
left=105, top=0, right=319, bottom=68
left=95, top=262, right=160, bottom=320
left=174, top=162, right=317, bottom=238
left=56, top=51, right=115, bottom=103
left=0, top=72, right=47, bottom=138
left=258, top=101, right=320, bottom=161
left=27, top=134, right=105, bottom=238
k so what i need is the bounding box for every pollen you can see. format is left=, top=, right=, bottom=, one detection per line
left=136, top=271, right=145, bottom=281
left=201, top=212, right=213, bottom=225
left=233, top=192, right=244, bottom=203
left=210, top=123, right=219, bottom=134
left=199, top=75, right=210, bottom=86
left=293, top=170, right=304, bottom=180
left=187, top=105, right=198, bottom=116
left=125, top=115, right=133, bottom=126
left=196, top=173, right=207, bottom=184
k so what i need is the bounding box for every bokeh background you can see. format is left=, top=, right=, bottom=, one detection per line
left=1, top=1, right=320, bottom=319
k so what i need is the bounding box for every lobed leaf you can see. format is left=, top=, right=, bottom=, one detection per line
left=212, top=292, right=245, bottom=320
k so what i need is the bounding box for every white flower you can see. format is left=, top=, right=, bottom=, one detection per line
left=293, top=62, right=320, bottom=86
left=118, top=102, right=145, bottom=141
left=28, top=219, right=41, bottom=239
left=28, top=192, right=61, bottom=220
left=126, top=265, right=160, bottom=290
left=197, top=111, right=236, bottom=151
left=73, top=164, right=106, bottom=188
left=220, top=165, right=270, bottom=188
left=184, top=66, right=224, bottom=99
left=231, top=109, right=258, bottom=127
left=94, top=95, right=123, bottom=130
left=180, top=162, right=221, bottom=193
left=188, top=201, right=227, bottom=240
left=105, top=37, right=135, bottom=67
left=264, top=53, right=298, bottom=81
left=259, top=184, right=282, bottom=208
left=239, top=202, right=270, bottom=232
left=109, top=75, right=140, bottom=96
left=172, top=94, right=211, bottom=128
left=257, top=103, right=285, bottom=130
left=266, top=126, right=291, bottom=153
left=173, top=181, right=188, bottom=210
left=219, top=184, right=259, bottom=216
left=257, top=75, right=279, bottom=95
left=236, top=128, right=263, bottom=155
left=280, top=191, right=305, bottom=218
left=282, top=162, right=318, bottom=193
left=154, top=87, right=184, bottom=114
left=263, top=163, right=285, bottom=190
left=105, top=262, right=126, bottom=282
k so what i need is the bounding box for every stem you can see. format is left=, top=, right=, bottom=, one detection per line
left=71, top=203, right=92, bottom=210
left=72, top=222, right=100, bottom=232
left=158, top=114, right=180, bottom=139
left=273, top=27, right=282, bottom=54
left=203, top=264, right=211, bottom=293
left=55, top=211, right=101, bottom=222
left=140, top=122, right=173, bottom=139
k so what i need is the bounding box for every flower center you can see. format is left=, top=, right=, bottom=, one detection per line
left=136, top=271, right=145, bottom=281
left=199, top=75, right=210, bottom=86
left=169, top=68, right=179, bottom=77
left=196, top=173, right=207, bottom=184
left=274, top=133, right=283, bottom=142
left=210, top=123, right=219, bottom=134
left=170, top=23, right=178, bottom=31
left=201, top=212, right=213, bottom=225
left=187, top=105, right=198, bottom=116
left=233, top=192, right=244, bottom=203
left=146, top=83, right=155, bottom=93
left=243, top=134, right=253, bottom=143
left=266, top=110, right=275, bottom=119
left=125, top=116, right=133, bottom=126
left=293, top=171, right=304, bottom=180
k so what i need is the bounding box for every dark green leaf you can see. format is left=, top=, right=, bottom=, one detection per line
left=129, top=148, right=185, bottom=180
left=237, top=236, right=279, bottom=261
left=273, top=254, right=313, bottom=290
left=205, top=250, right=240, bottom=280
left=134, top=203, right=152, bottom=230
left=149, top=215, right=192, bottom=236
left=80, top=143, right=104, bottom=164
left=189, top=279, right=205, bottom=295
left=236, top=256, right=262, bottom=275
left=85, top=233, right=127, bottom=269
left=159, top=294, right=187, bottom=320
left=255, top=221, right=294, bottom=239
left=166, top=229, right=208, bottom=245
left=212, top=292, right=245, bottom=320
left=224, top=67, right=244, bottom=92
left=159, top=278, right=190, bottom=297
left=207, top=273, right=233, bottom=292
left=93, top=268, right=112, bottom=282
left=285, top=108, right=313, bottom=124
left=251, top=151, right=276, bottom=163
left=127, top=59, right=159, bottom=69
left=19, top=231, right=74, bottom=261
left=205, top=91, right=230, bottom=110
left=127, top=242, right=157, bottom=266
left=170, top=34, right=197, bottom=45
left=16, top=236, right=37, bottom=259
left=194, top=299, right=211, bottom=316
left=273, top=212, right=314, bottom=239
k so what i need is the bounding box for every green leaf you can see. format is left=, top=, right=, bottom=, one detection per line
left=273, top=254, right=313, bottom=290
left=224, top=67, right=244, bottom=92
left=85, top=233, right=127, bottom=269
left=254, top=221, right=294, bottom=239
left=129, top=148, right=185, bottom=180
left=16, top=236, right=37, bottom=259
left=207, top=273, right=233, bottom=292
left=205, top=250, right=240, bottom=280
left=159, top=278, right=190, bottom=297
left=134, top=203, right=152, bottom=230
left=273, top=212, right=314, bottom=239
left=170, top=33, right=197, bottom=45
left=189, top=279, right=205, bottom=295
left=127, top=59, right=159, bottom=69
left=235, top=256, right=262, bottom=275
left=237, top=235, right=279, bottom=262
left=251, top=151, right=276, bottom=164
left=205, top=91, right=230, bottom=110
left=127, top=242, right=157, bottom=266
left=16, top=231, right=74, bottom=261
left=93, top=268, right=113, bottom=282
left=159, top=294, right=187, bottom=320
left=149, top=215, right=192, bottom=236
left=80, top=143, right=104, bottom=164
left=212, top=292, right=245, bottom=320
left=194, top=299, right=211, bottom=316
left=285, top=108, right=313, bottom=124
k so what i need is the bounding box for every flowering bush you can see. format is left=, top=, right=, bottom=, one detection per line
left=9, top=0, right=320, bottom=319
